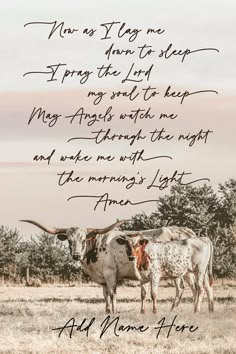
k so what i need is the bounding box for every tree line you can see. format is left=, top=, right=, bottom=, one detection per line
left=0, top=179, right=235, bottom=283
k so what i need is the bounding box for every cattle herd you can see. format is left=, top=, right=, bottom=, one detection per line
left=21, top=219, right=214, bottom=314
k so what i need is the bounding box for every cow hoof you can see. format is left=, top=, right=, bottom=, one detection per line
left=141, top=309, right=146, bottom=314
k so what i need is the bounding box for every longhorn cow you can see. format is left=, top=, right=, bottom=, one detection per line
left=118, top=236, right=214, bottom=313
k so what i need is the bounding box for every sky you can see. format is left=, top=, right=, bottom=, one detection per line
left=0, top=0, right=235, bottom=238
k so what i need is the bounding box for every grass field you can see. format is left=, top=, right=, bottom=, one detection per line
left=0, top=281, right=235, bottom=354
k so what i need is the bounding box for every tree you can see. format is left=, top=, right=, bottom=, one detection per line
left=17, top=233, right=81, bottom=282
left=210, top=225, right=236, bottom=278
left=0, top=226, right=21, bottom=279
left=120, top=212, right=161, bottom=231
left=217, top=179, right=236, bottom=228
left=156, top=184, right=218, bottom=233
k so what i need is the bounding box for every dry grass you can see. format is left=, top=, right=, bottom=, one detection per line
left=0, top=281, right=235, bottom=354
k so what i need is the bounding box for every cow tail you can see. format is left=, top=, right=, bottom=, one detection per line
left=208, top=239, right=214, bottom=287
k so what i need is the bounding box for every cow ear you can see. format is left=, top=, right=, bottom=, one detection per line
left=139, top=239, right=149, bottom=246
left=57, top=234, right=68, bottom=241
left=116, top=237, right=127, bottom=245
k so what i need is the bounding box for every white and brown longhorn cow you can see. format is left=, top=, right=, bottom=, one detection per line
left=20, top=219, right=141, bottom=313
left=119, top=236, right=214, bottom=313
left=20, top=220, right=197, bottom=313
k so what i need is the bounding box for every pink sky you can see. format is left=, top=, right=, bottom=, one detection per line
left=0, top=1, right=235, bottom=237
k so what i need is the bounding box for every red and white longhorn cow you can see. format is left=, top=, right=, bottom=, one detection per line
left=118, top=236, right=214, bottom=313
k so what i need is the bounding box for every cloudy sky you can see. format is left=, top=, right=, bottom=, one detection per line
left=0, top=0, right=235, bottom=237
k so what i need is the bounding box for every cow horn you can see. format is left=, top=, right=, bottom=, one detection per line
left=20, top=220, right=67, bottom=234
left=86, top=220, right=128, bottom=239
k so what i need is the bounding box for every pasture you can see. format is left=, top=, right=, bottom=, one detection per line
left=0, top=281, right=235, bottom=354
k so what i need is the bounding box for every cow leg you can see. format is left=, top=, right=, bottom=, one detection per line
left=105, top=277, right=117, bottom=314
left=111, top=285, right=117, bottom=314
left=151, top=273, right=160, bottom=314
left=140, top=283, right=148, bottom=314
left=203, top=273, right=214, bottom=313
left=171, top=278, right=184, bottom=311
left=183, top=272, right=197, bottom=303
left=194, top=272, right=205, bottom=313
left=103, top=285, right=111, bottom=314
left=173, top=273, right=197, bottom=311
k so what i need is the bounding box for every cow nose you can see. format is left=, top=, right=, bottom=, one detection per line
left=73, top=254, right=80, bottom=261
left=129, top=256, right=135, bottom=261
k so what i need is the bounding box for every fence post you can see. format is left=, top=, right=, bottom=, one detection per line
left=26, top=267, right=30, bottom=285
